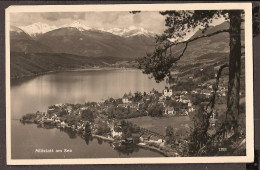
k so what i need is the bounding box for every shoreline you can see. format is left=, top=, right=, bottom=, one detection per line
left=92, top=134, right=168, bottom=157
left=11, top=67, right=138, bottom=80
left=19, top=118, right=169, bottom=157
left=137, top=143, right=169, bottom=157
left=22, top=120, right=169, bottom=157
left=92, top=134, right=114, bottom=142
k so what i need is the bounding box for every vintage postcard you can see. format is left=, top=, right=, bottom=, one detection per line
left=6, top=3, right=254, bottom=164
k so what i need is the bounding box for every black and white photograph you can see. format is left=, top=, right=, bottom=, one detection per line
left=5, top=3, right=254, bottom=164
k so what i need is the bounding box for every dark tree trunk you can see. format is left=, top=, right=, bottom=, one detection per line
left=226, top=10, right=242, bottom=134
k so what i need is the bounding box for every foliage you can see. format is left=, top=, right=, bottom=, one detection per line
left=81, top=108, right=94, bottom=122
left=85, top=102, right=97, bottom=107
left=132, top=135, right=140, bottom=144
left=65, top=114, right=79, bottom=126
left=107, top=104, right=146, bottom=119
left=193, top=67, right=215, bottom=81
left=120, top=120, right=141, bottom=140
left=137, top=10, right=229, bottom=82
left=47, top=106, right=61, bottom=115
left=85, top=122, right=92, bottom=135
left=191, top=94, right=209, bottom=105
left=107, top=106, right=127, bottom=119
left=136, top=9, right=245, bottom=156
left=57, top=109, right=68, bottom=117
left=104, top=97, right=116, bottom=106
left=125, top=110, right=146, bottom=119
left=73, top=104, right=82, bottom=110
left=22, top=113, right=37, bottom=121
left=96, top=121, right=111, bottom=135
left=132, top=91, right=143, bottom=102
left=188, top=104, right=211, bottom=155
left=173, top=79, right=197, bottom=92
left=165, top=126, right=175, bottom=144
left=148, top=102, right=164, bottom=117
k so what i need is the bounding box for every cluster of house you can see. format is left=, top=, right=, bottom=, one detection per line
left=160, top=87, right=195, bottom=116
left=119, top=87, right=196, bottom=117
left=33, top=83, right=226, bottom=134
left=110, top=121, right=165, bottom=145
left=119, top=93, right=139, bottom=109
left=197, top=83, right=227, bottom=97
left=34, top=109, right=87, bottom=131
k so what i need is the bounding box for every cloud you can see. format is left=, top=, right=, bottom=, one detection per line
left=82, top=11, right=166, bottom=33
left=10, top=13, right=43, bottom=26
left=40, top=12, right=86, bottom=21
left=133, top=13, right=142, bottom=24
left=10, top=11, right=167, bottom=34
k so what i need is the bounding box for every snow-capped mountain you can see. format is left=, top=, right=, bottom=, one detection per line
left=10, top=25, right=53, bottom=53
left=17, top=21, right=156, bottom=38
left=61, top=21, right=92, bottom=31
left=19, top=22, right=58, bottom=37
left=11, top=21, right=157, bottom=58
left=107, top=26, right=156, bottom=37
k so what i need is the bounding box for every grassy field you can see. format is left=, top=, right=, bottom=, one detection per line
left=126, top=116, right=192, bottom=136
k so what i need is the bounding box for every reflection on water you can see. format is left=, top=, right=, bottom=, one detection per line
left=60, top=127, right=77, bottom=139
left=11, top=69, right=167, bottom=159
left=12, top=120, right=165, bottom=159
left=97, top=138, right=103, bottom=145
left=114, top=143, right=140, bottom=156
left=37, top=123, right=79, bottom=139
left=34, top=123, right=157, bottom=158
left=11, top=69, right=167, bottom=119
left=84, top=135, right=93, bottom=145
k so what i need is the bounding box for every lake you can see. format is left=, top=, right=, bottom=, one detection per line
left=11, top=69, right=167, bottom=159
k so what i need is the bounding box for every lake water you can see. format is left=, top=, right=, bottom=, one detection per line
left=11, top=69, right=167, bottom=159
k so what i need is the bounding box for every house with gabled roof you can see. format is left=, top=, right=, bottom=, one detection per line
left=122, top=93, right=131, bottom=104
left=164, top=107, right=175, bottom=115
left=163, top=87, right=172, bottom=97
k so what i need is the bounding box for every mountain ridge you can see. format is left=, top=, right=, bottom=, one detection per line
left=11, top=25, right=156, bottom=58
left=16, top=21, right=156, bottom=38
left=10, top=21, right=242, bottom=81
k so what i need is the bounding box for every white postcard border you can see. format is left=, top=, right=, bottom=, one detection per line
left=5, top=3, right=254, bottom=165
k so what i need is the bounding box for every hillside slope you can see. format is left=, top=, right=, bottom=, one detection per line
left=11, top=52, right=133, bottom=78
left=10, top=26, right=53, bottom=53
left=11, top=24, right=156, bottom=59
left=10, top=21, right=245, bottom=80
left=37, top=27, right=155, bottom=58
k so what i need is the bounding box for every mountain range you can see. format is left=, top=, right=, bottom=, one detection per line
left=10, top=21, right=156, bottom=58
left=10, top=20, right=240, bottom=79
left=16, top=21, right=156, bottom=38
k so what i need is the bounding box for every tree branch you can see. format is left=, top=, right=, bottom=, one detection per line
left=169, top=42, right=188, bottom=63
left=167, top=29, right=230, bottom=49
left=162, top=29, right=230, bottom=66
left=207, top=63, right=229, bottom=110
left=197, top=63, right=229, bottom=155
left=137, top=28, right=230, bottom=83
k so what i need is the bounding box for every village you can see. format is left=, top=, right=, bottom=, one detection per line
left=20, top=82, right=227, bottom=157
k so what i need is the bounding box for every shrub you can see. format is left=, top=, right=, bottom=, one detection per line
left=96, top=121, right=111, bottom=135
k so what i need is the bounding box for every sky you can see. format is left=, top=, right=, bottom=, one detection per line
left=10, top=11, right=226, bottom=36
left=10, top=11, right=167, bottom=34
